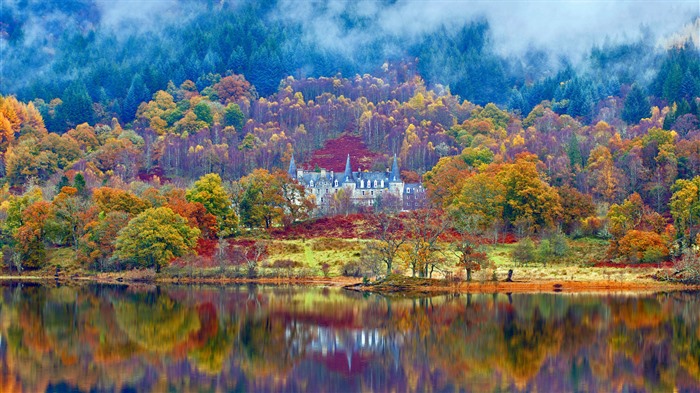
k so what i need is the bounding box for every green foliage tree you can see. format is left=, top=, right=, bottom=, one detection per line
left=223, top=103, right=245, bottom=130
left=58, top=81, right=94, bottom=129
left=193, top=101, right=213, bottom=125
left=512, top=238, right=536, bottom=266
left=115, top=207, right=200, bottom=272
left=622, top=84, right=650, bottom=124
left=73, top=173, right=86, bottom=196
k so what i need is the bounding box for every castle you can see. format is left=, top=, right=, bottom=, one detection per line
left=288, top=154, right=425, bottom=213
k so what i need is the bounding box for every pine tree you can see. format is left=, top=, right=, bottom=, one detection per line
left=622, top=84, right=650, bottom=124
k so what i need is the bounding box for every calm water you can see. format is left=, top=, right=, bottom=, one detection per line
left=0, top=284, right=698, bottom=392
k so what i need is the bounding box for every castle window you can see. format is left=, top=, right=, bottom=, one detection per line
left=310, top=180, right=314, bottom=187
left=381, top=180, right=384, bottom=187
left=407, top=188, right=411, bottom=194
left=360, top=180, right=364, bottom=188
left=374, top=180, right=378, bottom=188
left=371, top=191, right=374, bottom=196
left=334, top=179, right=338, bottom=187
left=362, top=191, right=365, bottom=196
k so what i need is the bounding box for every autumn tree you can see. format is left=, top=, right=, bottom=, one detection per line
left=115, top=207, right=200, bottom=272
left=556, top=185, right=596, bottom=234
left=450, top=208, right=493, bottom=281
left=451, top=171, right=505, bottom=242
left=363, top=213, right=406, bottom=276
left=93, top=187, right=150, bottom=215
left=454, top=237, right=490, bottom=282
left=79, top=211, right=131, bottom=270
left=236, top=169, right=284, bottom=229
left=422, top=154, right=471, bottom=207
left=616, top=230, right=669, bottom=264
left=330, top=187, right=354, bottom=216
left=402, top=209, right=450, bottom=278
left=213, top=74, right=253, bottom=104
left=607, top=193, right=645, bottom=240
left=186, top=173, right=236, bottom=234
left=50, top=187, right=92, bottom=250
left=165, top=199, right=218, bottom=240
left=15, top=200, right=53, bottom=269
left=277, top=170, right=316, bottom=228
left=587, top=145, right=623, bottom=204
left=670, top=176, right=700, bottom=249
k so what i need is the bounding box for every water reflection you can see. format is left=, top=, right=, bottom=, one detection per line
left=0, top=283, right=698, bottom=392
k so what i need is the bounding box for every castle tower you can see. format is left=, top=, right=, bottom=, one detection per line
left=389, top=154, right=400, bottom=183
left=288, top=155, right=297, bottom=178
left=343, top=154, right=353, bottom=183
left=388, top=154, right=403, bottom=197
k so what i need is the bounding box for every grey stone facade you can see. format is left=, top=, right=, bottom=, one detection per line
left=289, top=154, right=424, bottom=213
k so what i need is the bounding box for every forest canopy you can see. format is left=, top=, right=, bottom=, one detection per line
left=0, top=1, right=699, bottom=275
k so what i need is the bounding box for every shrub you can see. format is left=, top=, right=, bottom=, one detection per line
left=321, top=262, right=331, bottom=278
left=617, top=230, right=669, bottom=264
left=512, top=238, right=536, bottom=265
left=271, top=259, right=301, bottom=278
left=581, top=217, right=608, bottom=238
left=551, top=232, right=570, bottom=257
left=341, top=260, right=363, bottom=277
left=536, top=239, right=552, bottom=265
left=271, top=259, right=301, bottom=269
left=673, top=248, right=700, bottom=283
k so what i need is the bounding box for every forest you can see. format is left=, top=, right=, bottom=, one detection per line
left=0, top=1, right=699, bottom=282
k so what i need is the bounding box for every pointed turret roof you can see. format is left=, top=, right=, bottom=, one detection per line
left=288, top=155, right=297, bottom=178
left=343, top=154, right=353, bottom=182
left=390, top=154, right=400, bottom=182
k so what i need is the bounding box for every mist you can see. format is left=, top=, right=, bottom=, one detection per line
left=272, top=0, right=698, bottom=62
left=1, top=0, right=697, bottom=109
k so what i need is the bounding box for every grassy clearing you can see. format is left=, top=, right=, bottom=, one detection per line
left=264, top=238, right=367, bottom=276
left=11, top=234, right=648, bottom=287
left=45, top=248, right=82, bottom=275
left=485, top=237, right=609, bottom=268
left=486, top=243, right=516, bottom=266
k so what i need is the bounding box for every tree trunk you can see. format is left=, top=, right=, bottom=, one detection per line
left=466, top=268, right=472, bottom=282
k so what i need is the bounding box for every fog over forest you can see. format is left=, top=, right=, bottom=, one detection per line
left=1, top=0, right=697, bottom=103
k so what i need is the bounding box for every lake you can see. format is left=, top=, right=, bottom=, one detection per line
left=0, top=283, right=698, bottom=392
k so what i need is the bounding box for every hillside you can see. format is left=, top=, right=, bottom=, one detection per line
left=301, top=135, right=386, bottom=172
left=0, top=2, right=698, bottom=284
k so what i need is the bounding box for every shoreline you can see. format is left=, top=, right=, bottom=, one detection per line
left=346, top=279, right=697, bottom=294
left=0, top=274, right=696, bottom=294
